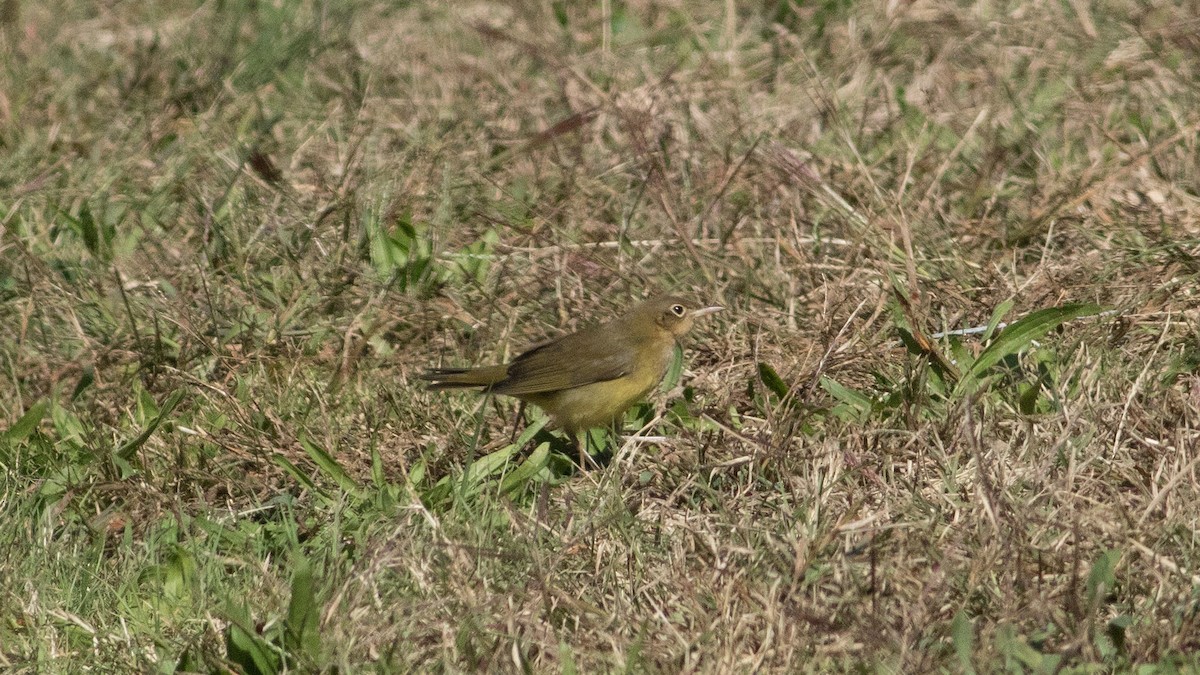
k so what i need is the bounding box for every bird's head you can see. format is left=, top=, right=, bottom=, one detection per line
left=631, top=295, right=724, bottom=339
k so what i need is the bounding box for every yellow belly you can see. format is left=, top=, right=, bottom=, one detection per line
left=521, top=364, right=664, bottom=436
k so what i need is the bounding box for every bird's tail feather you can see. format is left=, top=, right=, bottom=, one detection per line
left=419, top=365, right=508, bottom=390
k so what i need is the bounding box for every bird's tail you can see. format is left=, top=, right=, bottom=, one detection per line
left=419, top=365, right=509, bottom=391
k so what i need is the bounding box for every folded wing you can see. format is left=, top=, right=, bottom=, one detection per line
left=490, top=332, right=634, bottom=395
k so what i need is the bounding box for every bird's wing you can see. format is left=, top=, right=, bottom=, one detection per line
left=490, top=331, right=635, bottom=396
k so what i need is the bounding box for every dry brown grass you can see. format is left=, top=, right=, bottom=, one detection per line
left=3, top=0, right=1200, bottom=672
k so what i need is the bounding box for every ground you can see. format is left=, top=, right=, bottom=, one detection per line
left=2, top=0, right=1200, bottom=672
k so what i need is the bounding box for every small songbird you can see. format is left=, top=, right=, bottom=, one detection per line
left=420, top=296, right=722, bottom=441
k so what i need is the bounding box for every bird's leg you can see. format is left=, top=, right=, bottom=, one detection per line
left=569, top=430, right=601, bottom=470
left=576, top=430, right=589, bottom=469
left=508, top=401, right=527, bottom=443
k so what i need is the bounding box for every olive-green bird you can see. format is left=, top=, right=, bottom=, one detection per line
left=420, top=296, right=722, bottom=439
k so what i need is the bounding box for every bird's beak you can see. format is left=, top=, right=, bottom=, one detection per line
left=692, top=306, right=724, bottom=318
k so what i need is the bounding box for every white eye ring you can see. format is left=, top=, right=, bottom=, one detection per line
left=671, top=304, right=685, bottom=316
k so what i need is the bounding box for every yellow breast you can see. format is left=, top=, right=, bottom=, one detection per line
left=522, top=344, right=673, bottom=435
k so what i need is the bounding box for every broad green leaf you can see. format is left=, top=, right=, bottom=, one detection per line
left=559, top=640, right=578, bottom=675
left=1104, top=614, right=1131, bottom=658
left=820, top=377, right=871, bottom=417
left=371, top=446, right=385, bottom=488
left=162, top=548, right=196, bottom=601
left=500, top=442, right=551, bottom=495
left=407, top=457, right=427, bottom=487
left=1087, top=548, right=1120, bottom=605
left=463, top=443, right=519, bottom=486
left=137, top=386, right=160, bottom=422
left=424, top=475, right=453, bottom=506
left=511, top=416, right=549, bottom=449
left=273, top=454, right=323, bottom=496
left=226, top=627, right=279, bottom=675
left=225, top=609, right=280, bottom=675
left=995, top=623, right=1058, bottom=673
left=661, top=345, right=684, bottom=391
left=757, top=362, right=789, bottom=399
left=115, top=389, right=185, bottom=460
left=983, top=299, right=1015, bottom=343
left=70, top=367, right=95, bottom=401
left=951, top=611, right=974, bottom=673
left=2, top=399, right=48, bottom=444
left=299, top=435, right=362, bottom=498
left=284, top=556, right=322, bottom=662
left=955, top=304, right=1104, bottom=397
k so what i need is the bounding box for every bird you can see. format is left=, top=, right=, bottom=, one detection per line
left=420, top=295, right=722, bottom=453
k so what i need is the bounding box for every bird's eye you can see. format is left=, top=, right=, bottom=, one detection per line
left=671, top=304, right=685, bottom=316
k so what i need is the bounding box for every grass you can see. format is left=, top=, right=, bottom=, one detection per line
left=3, top=0, right=1200, bottom=671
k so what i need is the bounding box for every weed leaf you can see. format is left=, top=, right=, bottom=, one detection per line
left=115, top=389, right=185, bottom=460
left=2, top=399, right=48, bottom=445
left=299, top=435, right=362, bottom=499
left=284, top=555, right=322, bottom=663
left=955, top=304, right=1104, bottom=397
left=757, top=362, right=789, bottom=399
